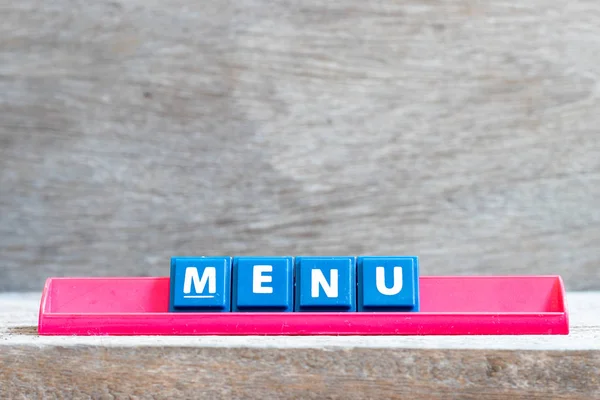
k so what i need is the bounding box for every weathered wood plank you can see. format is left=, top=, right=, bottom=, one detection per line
left=2, top=346, right=599, bottom=400
left=1, top=292, right=599, bottom=399
left=1, top=0, right=600, bottom=292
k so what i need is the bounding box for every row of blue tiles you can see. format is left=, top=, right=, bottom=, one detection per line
left=169, top=256, right=420, bottom=312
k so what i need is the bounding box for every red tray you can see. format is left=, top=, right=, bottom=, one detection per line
left=37, top=275, right=569, bottom=335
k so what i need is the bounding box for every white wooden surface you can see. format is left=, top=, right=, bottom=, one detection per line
left=1, top=291, right=598, bottom=350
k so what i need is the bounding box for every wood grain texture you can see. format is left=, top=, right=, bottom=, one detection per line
left=1, top=0, right=600, bottom=292
left=2, top=346, right=599, bottom=400
left=1, top=292, right=600, bottom=399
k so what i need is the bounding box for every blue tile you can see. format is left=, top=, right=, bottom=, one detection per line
left=294, top=256, right=356, bottom=312
left=169, top=256, right=232, bottom=312
left=357, top=256, right=420, bottom=312
left=232, top=256, right=294, bottom=312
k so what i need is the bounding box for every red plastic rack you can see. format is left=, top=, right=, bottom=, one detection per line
left=37, top=275, right=569, bottom=336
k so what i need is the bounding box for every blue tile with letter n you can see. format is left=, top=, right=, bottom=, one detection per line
left=295, top=256, right=356, bottom=312
left=169, top=256, right=232, bottom=312
left=357, top=256, right=420, bottom=312
left=232, top=256, right=294, bottom=312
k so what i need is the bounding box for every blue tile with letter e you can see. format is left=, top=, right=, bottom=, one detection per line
left=169, top=256, right=232, bottom=312
left=232, top=256, right=294, bottom=311
left=357, top=256, right=420, bottom=312
left=295, top=256, right=356, bottom=312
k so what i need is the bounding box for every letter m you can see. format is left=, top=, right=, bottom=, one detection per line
left=183, top=266, right=216, bottom=294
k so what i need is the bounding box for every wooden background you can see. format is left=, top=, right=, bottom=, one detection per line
left=1, top=0, right=600, bottom=292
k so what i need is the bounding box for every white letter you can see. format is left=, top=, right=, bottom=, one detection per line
left=253, top=265, right=273, bottom=294
left=376, top=266, right=403, bottom=295
left=183, top=266, right=216, bottom=294
left=311, top=269, right=338, bottom=298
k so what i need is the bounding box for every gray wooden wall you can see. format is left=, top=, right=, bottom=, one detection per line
left=1, top=0, right=599, bottom=292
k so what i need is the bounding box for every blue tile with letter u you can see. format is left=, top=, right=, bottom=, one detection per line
left=357, top=256, right=420, bottom=312
left=295, top=256, right=356, bottom=312
left=232, top=256, right=294, bottom=311
left=169, top=256, right=232, bottom=312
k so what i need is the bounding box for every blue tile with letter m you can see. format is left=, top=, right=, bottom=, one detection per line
left=295, top=256, right=356, bottom=312
left=357, top=256, right=420, bottom=312
left=232, top=256, right=294, bottom=312
left=169, top=256, right=232, bottom=312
